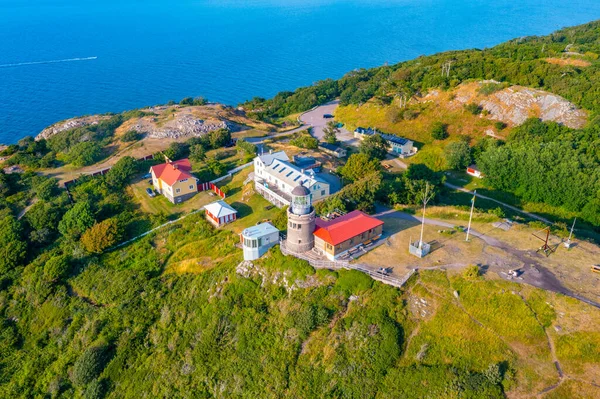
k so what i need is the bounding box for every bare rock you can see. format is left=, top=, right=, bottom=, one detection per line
left=36, top=115, right=112, bottom=141
left=480, top=86, right=587, bottom=128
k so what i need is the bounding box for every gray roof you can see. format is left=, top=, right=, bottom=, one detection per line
left=242, top=222, right=279, bottom=238
left=319, top=142, right=345, bottom=152
left=292, top=185, right=311, bottom=196
left=267, top=159, right=328, bottom=189
left=355, top=127, right=411, bottom=145
left=257, top=150, right=289, bottom=166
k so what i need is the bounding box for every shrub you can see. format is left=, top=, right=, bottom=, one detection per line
left=403, top=109, right=419, bottom=120
left=290, top=133, right=318, bottom=149
left=464, top=103, right=483, bottom=115
left=43, top=255, right=70, bottom=282
left=431, top=122, right=448, bottom=140
left=120, top=130, right=141, bottom=142
left=72, top=345, right=110, bottom=386
left=494, top=121, right=507, bottom=130
left=81, top=218, right=121, bottom=254
left=463, top=265, right=480, bottom=279
left=83, top=379, right=106, bottom=399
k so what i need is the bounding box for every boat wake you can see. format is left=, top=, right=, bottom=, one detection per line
left=0, top=56, right=98, bottom=68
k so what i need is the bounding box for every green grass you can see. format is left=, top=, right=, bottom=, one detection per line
left=217, top=168, right=282, bottom=234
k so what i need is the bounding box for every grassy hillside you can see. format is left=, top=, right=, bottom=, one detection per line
left=1, top=209, right=599, bottom=398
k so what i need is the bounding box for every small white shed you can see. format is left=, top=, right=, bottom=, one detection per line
left=240, top=222, right=280, bottom=261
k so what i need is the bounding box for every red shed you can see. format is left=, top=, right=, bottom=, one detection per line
left=204, top=200, right=238, bottom=227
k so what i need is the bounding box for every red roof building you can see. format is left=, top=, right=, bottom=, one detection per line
left=313, top=210, right=384, bottom=260
left=149, top=159, right=198, bottom=204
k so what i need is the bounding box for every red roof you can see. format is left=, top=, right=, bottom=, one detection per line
left=150, top=159, right=194, bottom=186
left=314, top=210, right=383, bottom=246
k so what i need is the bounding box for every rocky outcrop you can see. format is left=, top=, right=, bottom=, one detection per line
left=130, top=113, right=235, bottom=139
left=452, top=82, right=587, bottom=129
left=480, top=86, right=587, bottom=128
left=36, top=115, right=111, bottom=140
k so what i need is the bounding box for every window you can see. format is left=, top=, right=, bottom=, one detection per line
left=189, top=185, right=194, bottom=190
left=321, top=190, right=325, bottom=196
left=257, top=238, right=262, bottom=246
left=298, top=224, right=302, bottom=230
left=176, top=188, right=181, bottom=193
left=180, top=178, right=188, bottom=182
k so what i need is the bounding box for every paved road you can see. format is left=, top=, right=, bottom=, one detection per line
left=299, top=101, right=360, bottom=145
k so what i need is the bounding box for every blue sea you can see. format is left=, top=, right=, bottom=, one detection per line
left=1, top=0, right=600, bottom=144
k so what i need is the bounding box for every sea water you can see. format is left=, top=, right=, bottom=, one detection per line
left=1, top=0, right=599, bottom=143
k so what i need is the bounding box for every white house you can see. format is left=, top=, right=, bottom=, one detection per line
left=354, top=127, right=417, bottom=157
left=254, top=151, right=330, bottom=207
left=240, top=222, right=280, bottom=260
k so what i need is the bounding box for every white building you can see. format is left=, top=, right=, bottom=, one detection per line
left=240, top=222, right=280, bottom=261
left=354, top=127, right=417, bottom=157
left=254, top=151, right=331, bottom=207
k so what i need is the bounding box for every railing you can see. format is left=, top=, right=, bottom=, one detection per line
left=255, top=180, right=291, bottom=207
left=280, top=240, right=415, bottom=288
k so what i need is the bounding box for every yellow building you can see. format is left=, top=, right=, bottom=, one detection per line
left=150, top=158, right=198, bottom=204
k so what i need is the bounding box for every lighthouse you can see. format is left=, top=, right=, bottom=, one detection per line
left=285, top=185, right=316, bottom=253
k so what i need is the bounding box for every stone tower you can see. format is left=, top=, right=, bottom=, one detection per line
left=286, top=185, right=316, bottom=253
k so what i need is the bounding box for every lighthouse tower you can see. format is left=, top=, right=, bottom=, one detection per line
left=286, top=185, right=316, bottom=253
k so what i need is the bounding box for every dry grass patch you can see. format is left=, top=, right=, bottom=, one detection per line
left=545, top=57, right=592, bottom=67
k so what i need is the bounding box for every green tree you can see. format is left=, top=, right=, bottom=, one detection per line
left=43, top=254, right=70, bottom=282
left=189, top=144, right=207, bottom=162
left=163, top=142, right=189, bottom=161
left=67, top=141, right=103, bottom=167
left=207, top=129, right=231, bottom=149
left=431, top=122, right=448, bottom=140
left=105, top=156, right=137, bottom=189
left=25, top=201, right=61, bottom=241
left=0, top=213, right=27, bottom=275
left=444, top=141, right=471, bottom=170
left=323, top=121, right=340, bottom=144
left=340, top=153, right=380, bottom=182
left=206, top=157, right=226, bottom=177
left=81, top=218, right=121, bottom=254
left=58, top=202, right=95, bottom=241
left=360, top=134, right=389, bottom=160
left=31, top=176, right=59, bottom=201
left=72, top=345, right=110, bottom=387
left=235, top=139, right=257, bottom=157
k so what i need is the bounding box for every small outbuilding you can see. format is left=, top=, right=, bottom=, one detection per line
left=204, top=200, right=238, bottom=227
left=319, top=142, right=347, bottom=158
left=240, top=222, right=280, bottom=261
left=466, top=165, right=483, bottom=178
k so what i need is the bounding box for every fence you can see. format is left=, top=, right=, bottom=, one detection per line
left=198, top=182, right=226, bottom=199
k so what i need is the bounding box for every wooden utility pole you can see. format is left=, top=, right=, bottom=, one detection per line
left=466, top=190, right=476, bottom=241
